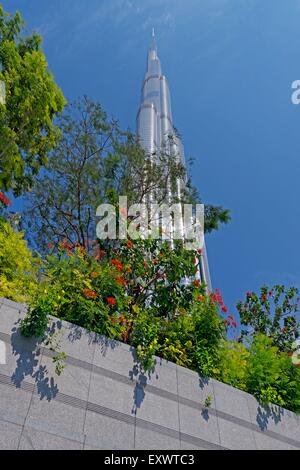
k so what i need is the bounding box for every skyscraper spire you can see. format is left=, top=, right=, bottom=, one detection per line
left=151, top=28, right=157, bottom=52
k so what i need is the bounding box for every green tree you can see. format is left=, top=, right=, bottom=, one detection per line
left=0, top=5, right=65, bottom=195
left=24, top=97, right=230, bottom=251
left=237, top=285, right=299, bottom=352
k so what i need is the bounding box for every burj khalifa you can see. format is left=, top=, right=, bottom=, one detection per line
left=136, top=31, right=211, bottom=289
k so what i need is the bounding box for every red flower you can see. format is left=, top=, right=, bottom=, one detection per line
left=261, top=293, right=267, bottom=301
left=47, top=243, right=53, bottom=249
left=215, top=288, right=221, bottom=295
left=0, top=192, right=12, bottom=207
left=127, top=240, right=133, bottom=249
left=232, top=321, right=237, bottom=328
left=197, top=249, right=202, bottom=255
left=106, top=297, right=117, bottom=306
left=193, top=280, right=201, bottom=287
left=198, top=295, right=205, bottom=302
left=246, top=292, right=251, bottom=297
left=82, top=289, right=97, bottom=298
left=143, top=261, right=148, bottom=267
left=112, top=259, right=122, bottom=267
left=115, top=276, right=127, bottom=287
left=224, top=319, right=230, bottom=326
left=269, top=291, right=273, bottom=296
left=222, top=306, right=228, bottom=313
left=110, top=317, right=116, bottom=324
left=228, top=314, right=234, bottom=320
left=61, top=240, right=73, bottom=250
left=119, top=316, right=125, bottom=325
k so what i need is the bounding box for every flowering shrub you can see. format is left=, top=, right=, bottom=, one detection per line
left=25, top=243, right=129, bottom=340
left=18, top=238, right=300, bottom=412
left=23, top=239, right=231, bottom=365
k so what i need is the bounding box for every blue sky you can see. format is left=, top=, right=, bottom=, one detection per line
left=2, top=0, right=300, bottom=316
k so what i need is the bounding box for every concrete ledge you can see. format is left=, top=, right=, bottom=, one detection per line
left=0, top=297, right=299, bottom=450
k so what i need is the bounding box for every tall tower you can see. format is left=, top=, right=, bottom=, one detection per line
left=136, top=31, right=211, bottom=290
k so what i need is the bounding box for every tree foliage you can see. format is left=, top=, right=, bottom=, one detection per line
left=24, top=97, right=230, bottom=251
left=0, top=5, right=65, bottom=195
left=0, top=220, right=40, bottom=302
left=237, top=285, right=299, bottom=352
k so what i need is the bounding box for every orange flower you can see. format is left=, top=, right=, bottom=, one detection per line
left=198, top=295, right=205, bottom=302
left=127, top=240, right=133, bottom=249
left=60, top=240, right=72, bottom=250
left=115, top=276, right=127, bottom=287
left=112, top=259, right=122, bottom=267
left=123, top=330, right=129, bottom=341
left=193, top=280, right=201, bottom=287
left=91, top=271, right=98, bottom=278
left=82, top=289, right=97, bottom=298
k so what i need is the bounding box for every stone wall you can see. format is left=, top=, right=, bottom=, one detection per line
left=0, top=297, right=299, bottom=450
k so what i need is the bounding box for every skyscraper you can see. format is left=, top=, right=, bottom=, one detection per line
left=136, top=31, right=211, bottom=289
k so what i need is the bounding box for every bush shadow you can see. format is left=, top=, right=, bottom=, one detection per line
left=256, top=403, right=284, bottom=431
left=11, top=321, right=59, bottom=401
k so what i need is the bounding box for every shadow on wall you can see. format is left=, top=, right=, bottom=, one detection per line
left=8, top=317, right=285, bottom=431
left=11, top=319, right=60, bottom=401
left=128, top=347, right=155, bottom=415
left=256, top=404, right=284, bottom=431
